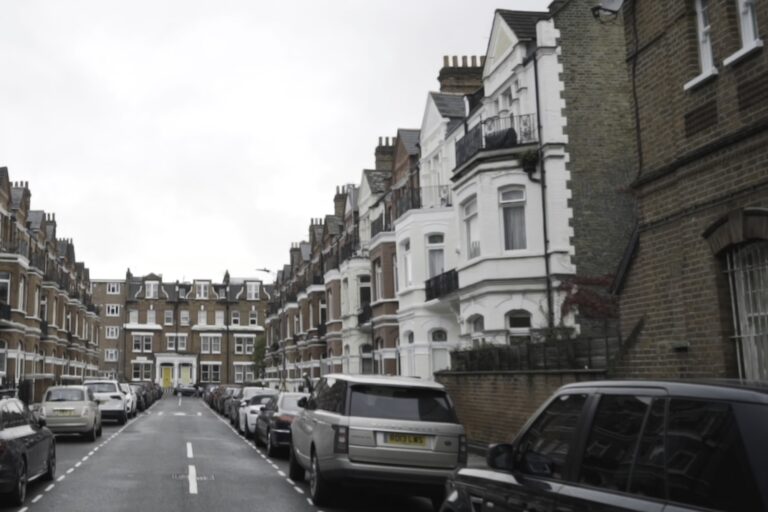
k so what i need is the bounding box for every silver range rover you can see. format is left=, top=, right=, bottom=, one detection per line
left=289, top=374, right=466, bottom=510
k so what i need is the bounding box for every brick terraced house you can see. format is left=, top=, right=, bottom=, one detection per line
left=92, top=271, right=268, bottom=387
left=0, top=168, right=101, bottom=402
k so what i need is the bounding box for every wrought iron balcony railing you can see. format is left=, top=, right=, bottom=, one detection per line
left=425, top=269, right=459, bottom=301
left=455, top=113, right=537, bottom=169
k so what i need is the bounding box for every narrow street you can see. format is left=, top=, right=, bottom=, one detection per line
left=7, top=396, right=435, bottom=512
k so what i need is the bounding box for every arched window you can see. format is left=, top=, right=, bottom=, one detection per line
left=375, top=337, right=384, bottom=350
left=431, top=329, right=447, bottom=342
left=407, top=332, right=414, bottom=344
left=470, top=315, right=484, bottom=333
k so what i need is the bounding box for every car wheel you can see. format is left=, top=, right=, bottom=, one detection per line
left=309, top=449, right=334, bottom=506
left=118, top=412, right=127, bottom=425
left=97, top=422, right=103, bottom=437
left=254, top=424, right=264, bottom=447
left=43, top=444, right=56, bottom=481
left=287, top=442, right=304, bottom=482
left=86, top=422, right=97, bottom=442
left=10, top=458, right=27, bottom=506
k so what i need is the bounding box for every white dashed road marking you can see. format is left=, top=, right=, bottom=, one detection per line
left=57, top=475, right=65, bottom=482
left=294, top=486, right=304, bottom=494
left=44, top=484, right=54, bottom=492
left=187, top=442, right=194, bottom=459
left=188, top=464, right=198, bottom=495
left=66, top=468, right=74, bottom=474
left=31, top=495, right=42, bottom=504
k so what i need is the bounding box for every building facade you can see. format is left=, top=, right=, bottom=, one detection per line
left=92, top=271, right=268, bottom=386
left=0, top=168, right=101, bottom=402
left=615, top=0, right=768, bottom=379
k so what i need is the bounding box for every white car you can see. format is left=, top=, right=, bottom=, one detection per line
left=119, top=383, right=138, bottom=418
left=84, top=379, right=128, bottom=425
left=237, top=388, right=278, bottom=437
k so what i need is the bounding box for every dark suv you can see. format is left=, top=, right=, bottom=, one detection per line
left=441, top=380, right=768, bottom=512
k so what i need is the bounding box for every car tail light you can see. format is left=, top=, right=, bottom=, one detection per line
left=332, top=425, right=349, bottom=454
left=458, top=434, right=467, bottom=464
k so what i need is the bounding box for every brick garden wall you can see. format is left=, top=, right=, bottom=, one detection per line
left=435, top=369, right=605, bottom=446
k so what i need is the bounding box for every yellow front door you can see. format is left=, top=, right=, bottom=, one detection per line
left=162, top=367, right=173, bottom=388
left=180, top=366, right=191, bottom=385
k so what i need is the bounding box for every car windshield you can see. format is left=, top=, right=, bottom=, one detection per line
left=85, top=382, right=118, bottom=393
left=45, top=388, right=85, bottom=402
left=248, top=395, right=274, bottom=406
left=242, top=387, right=268, bottom=400
left=349, top=385, right=458, bottom=423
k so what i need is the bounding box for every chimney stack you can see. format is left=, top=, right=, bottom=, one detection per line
left=333, top=185, right=347, bottom=218
left=374, top=136, right=395, bottom=171
left=438, top=55, right=484, bottom=94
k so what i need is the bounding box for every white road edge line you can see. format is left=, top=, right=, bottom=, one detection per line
left=293, top=486, right=304, bottom=494
left=44, top=484, right=54, bottom=492
left=31, top=495, right=43, bottom=503
left=178, top=396, right=182, bottom=406
left=188, top=464, right=198, bottom=495
left=18, top=507, right=28, bottom=512
left=66, top=468, right=74, bottom=474
left=57, top=475, right=65, bottom=482
left=187, top=442, right=194, bottom=459
left=74, top=462, right=82, bottom=468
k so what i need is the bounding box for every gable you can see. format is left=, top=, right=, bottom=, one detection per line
left=484, top=13, right=519, bottom=78
left=421, top=96, right=445, bottom=135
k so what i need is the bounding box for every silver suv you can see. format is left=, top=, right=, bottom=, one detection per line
left=289, top=374, right=466, bottom=509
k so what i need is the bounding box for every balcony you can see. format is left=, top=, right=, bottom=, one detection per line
left=421, top=185, right=453, bottom=209
left=455, top=113, right=537, bottom=169
left=425, top=269, right=459, bottom=301
left=371, top=215, right=391, bottom=237
left=394, top=188, right=421, bottom=220
left=357, top=303, right=372, bottom=325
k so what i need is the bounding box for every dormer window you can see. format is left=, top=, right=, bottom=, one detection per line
left=247, top=282, right=260, bottom=300
left=145, top=281, right=159, bottom=299
left=195, top=281, right=209, bottom=299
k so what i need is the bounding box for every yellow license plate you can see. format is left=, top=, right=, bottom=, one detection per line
left=386, top=434, right=426, bottom=446
left=54, top=410, right=76, bottom=416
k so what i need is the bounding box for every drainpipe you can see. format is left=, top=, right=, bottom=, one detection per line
left=523, top=47, right=555, bottom=331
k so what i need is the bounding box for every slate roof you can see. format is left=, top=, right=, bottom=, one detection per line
left=430, top=92, right=465, bottom=119
left=397, top=129, right=421, bottom=156
left=28, top=211, right=45, bottom=231
left=325, top=215, right=343, bottom=236
left=10, top=188, right=23, bottom=209
left=364, top=169, right=391, bottom=194
left=497, top=10, right=549, bottom=41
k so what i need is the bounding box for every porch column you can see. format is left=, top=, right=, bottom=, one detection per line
left=173, top=361, right=179, bottom=387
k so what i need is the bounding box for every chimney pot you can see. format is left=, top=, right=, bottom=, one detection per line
left=462, top=56, right=468, bottom=67
left=471, top=56, right=477, bottom=66
left=452, top=56, right=458, bottom=66
left=443, top=55, right=449, bottom=66
left=378, top=136, right=382, bottom=145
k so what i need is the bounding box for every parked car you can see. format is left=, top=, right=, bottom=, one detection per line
left=130, top=384, right=147, bottom=412
left=255, top=391, right=307, bottom=456
left=441, top=380, right=768, bottom=512
left=289, top=374, right=466, bottom=509
left=119, top=383, right=137, bottom=418
left=0, top=393, right=56, bottom=505
left=84, top=380, right=128, bottom=424
left=217, top=386, right=241, bottom=415
left=174, top=383, right=197, bottom=397
left=236, top=388, right=279, bottom=437
left=40, top=385, right=102, bottom=441
left=230, top=386, right=271, bottom=427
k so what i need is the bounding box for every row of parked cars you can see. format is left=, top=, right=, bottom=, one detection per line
left=204, top=376, right=768, bottom=512
left=0, top=379, right=162, bottom=506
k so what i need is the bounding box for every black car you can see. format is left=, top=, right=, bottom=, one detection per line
left=254, top=392, right=308, bottom=457
left=174, top=383, right=197, bottom=397
left=0, top=394, right=56, bottom=506
left=441, top=380, right=768, bottom=512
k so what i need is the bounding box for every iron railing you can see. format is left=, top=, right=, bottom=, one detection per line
left=425, top=269, right=459, bottom=301
left=357, top=303, right=372, bottom=325
left=455, top=113, right=538, bottom=169
left=371, top=215, right=391, bottom=237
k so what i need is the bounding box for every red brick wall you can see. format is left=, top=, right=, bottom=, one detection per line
left=436, top=370, right=605, bottom=445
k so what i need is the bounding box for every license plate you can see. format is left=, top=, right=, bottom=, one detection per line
left=53, top=409, right=76, bottom=416
left=386, top=434, right=427, bottom=447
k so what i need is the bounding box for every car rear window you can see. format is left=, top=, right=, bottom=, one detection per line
left=86, top=382, right=118, bottom=393
left=349, top=385, right=458, bottom=423
left=45, top=388, right=85, bottom=402
left=248, top=395, right=274, bottom=406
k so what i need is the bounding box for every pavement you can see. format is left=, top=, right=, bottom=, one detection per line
left=6, top=394, right=472, bottom=512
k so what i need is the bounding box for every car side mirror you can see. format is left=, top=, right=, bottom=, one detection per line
left=297, top=397, right=308, bottom=408
left=487, top=443, right=516, bottom=471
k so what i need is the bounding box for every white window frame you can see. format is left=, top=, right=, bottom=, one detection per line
left=164, top=310, right=173, bottom=325
left=198, top=309, right=207, bottom=326
left=463, top=197, right=480, bottom=259
left=500, top=186, right=527, bottom=251
left=104, top=349, right=118, bottom=362
left=167, top=335, right=176, bottom=351
left=231, top=311, right=240, bottom=325
left=201, top=336, right=211, bottom=354
left=129, top=309, right=138, bottom=324
left=146, top=309, right=156, bottom=325
left=426, top=234, right=445, bottom=279
left=246, top=282, right=260, bottom=300
left=0, top=272, right=10, bottom=304
left=215, top=310, right=225, bottom=326
left=249, top=311, right=258, bottom=325
left=180, top=310, right=190, bottom=326
left=685, top=0, right=718, bottom=90
left=211, top=336, right=221, bottom=354
left=18, top=275, right=26, bottom=311
left=145, top=281, right=159, bottom=299
left=402, top=239, right=413, bottom=287
left=177, top=335, right=187, bottom=351
left=106, top=282, right=121, bottom=294
left=725, top=0, right=763, bottom=66
left=106, top=326, right=119, bottom=339
left=106, top=304, right=120, bottom=317
left=234, top=366, right=244, bottom=383
left=195, top=282, right=209, bottom=299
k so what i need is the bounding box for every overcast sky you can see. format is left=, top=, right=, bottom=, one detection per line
left=0, top=0, right=549, bottom=283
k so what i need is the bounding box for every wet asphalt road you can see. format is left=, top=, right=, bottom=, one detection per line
left=3, top=394, right=438, bottom=512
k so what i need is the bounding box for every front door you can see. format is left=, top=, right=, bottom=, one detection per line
left=180, top=366, right=191, bottom=385
left=162, top=366, right=173, bottom=388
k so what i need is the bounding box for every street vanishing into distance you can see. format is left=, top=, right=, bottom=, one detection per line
left=3, top=395, right=438, bottom=512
